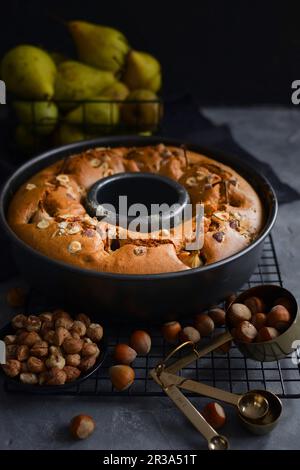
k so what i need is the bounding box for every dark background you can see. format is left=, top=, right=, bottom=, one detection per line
left=0, top=0, right=299, bottom=104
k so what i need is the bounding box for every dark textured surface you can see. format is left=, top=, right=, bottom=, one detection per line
left=0, top=107, right=299, bottom=449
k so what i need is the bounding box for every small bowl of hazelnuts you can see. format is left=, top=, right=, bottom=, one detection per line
left=0, top=310, right=106, bottom=391
left=226, top=284, right=300, bottom=362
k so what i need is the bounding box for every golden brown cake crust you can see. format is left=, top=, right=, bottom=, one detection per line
left=7, top=144, right=264, bottom=274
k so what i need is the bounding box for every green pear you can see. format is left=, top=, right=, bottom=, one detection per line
left=121, top=89, right=162, bottom=131
left=54, top=61, right=116, bottom=109
left=1, top=45, right=56, bottom=99
left=15, top=124, right=41, bottom=153
left=65, top=98, right=119, bottom=133
left=54, top=124, right=87, bottom=146
left=13, top=101, right=58, bottom=135
left=123, top=50, right=161, bottom=92
left=102, top=82, right=129, bottom=101
left=68, top=21, right=129, bottom=74
left=49, top=51, right=68, bottom=66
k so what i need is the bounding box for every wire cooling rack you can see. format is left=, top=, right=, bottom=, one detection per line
left=4, top=234, right=300, bottom=398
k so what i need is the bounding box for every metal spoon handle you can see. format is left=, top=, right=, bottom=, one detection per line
left=163, top=383, right=221, bottom=443
left=166, top=331, right=232, bottom=374
left=161, top=371, right=239, bottom=406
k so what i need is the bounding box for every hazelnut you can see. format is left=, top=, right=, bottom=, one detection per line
left=6, top=345, right=17, bottom=359
left=49, top=345, right=62, bottom=355
left=81, top=342, right=100, bottom=357
left=130, top=330, right=151, bottom=355
left=161, top=321, right=182, bottom=343
left=179, top=326, right=201, bottom=344
left=6, top=287, right=26, bottom=308
left=86, top=323, right=103, bottom=343
left=66, top=354, right=81, bottom=367
left=16, top=330, right=29, bottom=344
left=2, top=359, right=21, bottom=377
left=244, top=296, right=266, bottom=314
left=30, top=341, right=48, bottom=358
left=267, top=305, right=291, bottom=331
left=225, top=294, right=237, bottom=310
left=39, top=371, right=50, bottom=385
left=63, top=366, right=81, bottom=382
left=27, top=356, right=45, bottom=373
left=251, top=313, right=267, bottom=330
left=233, top=321, right=258, bottom=343
left=70, top=415, right=95, bottom=439
left=256, top=326, right=280, bottom=342
left=12, top=314, right=27, bottom=329
left=62, top=337, right=83, bottom=354
left=21, top=362, right=29, bottom=373
left=194, top=314, right=215, bottom=336
left=76, top=313, right=91, bottom=327
left=273, top=297, right=293, bottom=313
left=71, top=321, right=87, bottom=337
left=20, top=372, right=38, bottom=384
left=43, top=330, right=55, bottom=344
left=39, top=312, right=53, bottom=323
left=16, top=345, right=30, bottom=361
left=46, top=367, right=67, bottom=385
left=4, top=335, right=17, bottom=345
left=228, top=303, right=252, bottom=327
left=55, top=317, right=74, bottom=330
left=109, top=365, right=135, bottom=391
left=202, top=402, right=226, bottom=429
left=53, top=327, right=70, bottom=346
left=22, top=331, right=41, bottom=347
left=26, top=315, right=42, bottom=332
left=113, top=344, right=137, bottom=365
left=79, top=355, right=97, bottom=372
left=46, top=353, right=66, bottom=370
left=208, top=308, right=226, bottom=326
left=52, top=310, right=71, bottom=322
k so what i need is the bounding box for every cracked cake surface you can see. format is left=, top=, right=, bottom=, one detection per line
left=7, top=144, right=264, bottom=274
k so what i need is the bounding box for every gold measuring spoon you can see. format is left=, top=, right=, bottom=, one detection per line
left=151, top=368, right=229, bottom=450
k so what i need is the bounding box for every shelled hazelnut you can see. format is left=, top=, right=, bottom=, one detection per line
left=202, top=402, right=226, bottom=429
left=225, top=294, right=237, bottom=311
left=2, top=359, right=21, bottom=377
left=208, top=308, right=226, bottom=326
left=1, top=310, right=103, bottom=386
left=70, top=415, right=95, bottom=440
left=130, top=330, right=151, bottom=355
left=113, top=344, right=137, bottom=365
left=76, top=313, right=91, bottom=327
left=179, top=326, right=201, bottom=344
left=194, top=314, right=215, bottom=336
left=12, top=314, right=27, bottom=330
left=86, top=323, right=103, bottom=342
left=109, top=365, right=135, bottom=391
left=6, top=287, right=27, bottom=308
left=26, top=315, right=42, bottom=332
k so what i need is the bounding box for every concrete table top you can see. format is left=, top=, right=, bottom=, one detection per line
left=0, top=107, right=299, bottom=450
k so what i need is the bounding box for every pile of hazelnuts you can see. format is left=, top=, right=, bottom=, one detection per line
left=2, top=310, right=103, bottom=386
left=228, top=296, right=293, bottom=343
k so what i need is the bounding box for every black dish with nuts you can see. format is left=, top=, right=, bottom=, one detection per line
left=0, top=310, right=106, bottom=391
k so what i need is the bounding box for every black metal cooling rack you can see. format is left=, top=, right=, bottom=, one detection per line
left=4, top=234, right=300, bottom=398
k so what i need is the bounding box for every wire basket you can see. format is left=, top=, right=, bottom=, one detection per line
left=9, top=97, right=163, bottom=154
left=4, top=234, right=300, bottom=398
